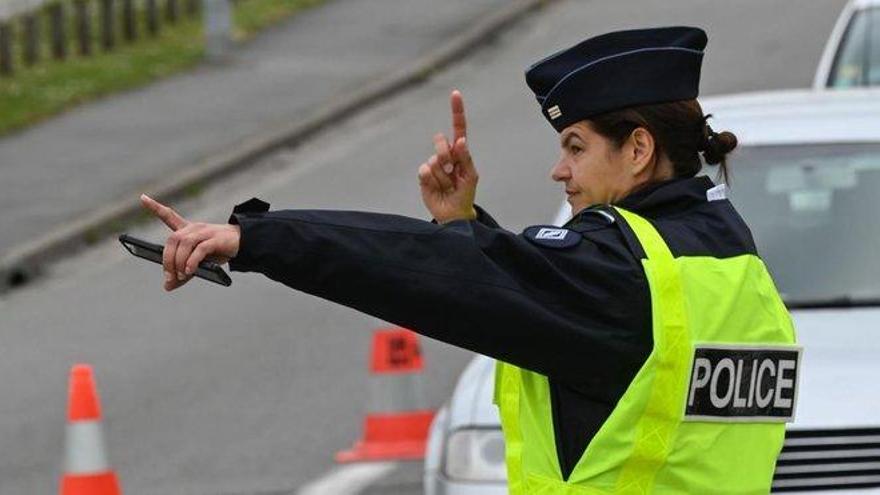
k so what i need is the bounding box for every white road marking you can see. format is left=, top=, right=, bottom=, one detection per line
left=297, top=462, right=398, bottom=495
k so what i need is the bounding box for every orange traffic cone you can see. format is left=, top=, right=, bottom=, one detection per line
left=60, top=364, right=122, bottom=495
left=336, top=327, right=435, bottom=462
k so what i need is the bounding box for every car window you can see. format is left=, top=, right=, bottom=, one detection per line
left=828, top=7, right=880, bottom=87
left=725, top=144, right=880, bottom=304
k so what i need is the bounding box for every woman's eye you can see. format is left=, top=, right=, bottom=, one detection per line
left=570, top=145, right=583, bottom=155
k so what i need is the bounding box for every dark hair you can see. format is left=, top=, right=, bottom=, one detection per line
left=587, top=99, right=738, bottom=183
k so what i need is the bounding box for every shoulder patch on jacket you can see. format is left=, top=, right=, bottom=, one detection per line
left=523, top=225, right=581, bottom=249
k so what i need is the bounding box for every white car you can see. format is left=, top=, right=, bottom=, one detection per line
left=424, top=88, right=880, bottom=495
left=814, top=0, right=880, bottom=89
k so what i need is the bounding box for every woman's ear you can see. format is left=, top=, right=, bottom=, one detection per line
left=628, top=127, right=656, bottom=176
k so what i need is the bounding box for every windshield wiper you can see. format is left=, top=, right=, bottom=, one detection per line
left=785, top=296, right=880, bottom=310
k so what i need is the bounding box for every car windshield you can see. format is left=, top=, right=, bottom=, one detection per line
left=726, top=143, right=880, bottom=306
left=828, top=7, right=880, bottom=87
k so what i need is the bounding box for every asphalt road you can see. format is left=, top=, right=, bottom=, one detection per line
left=0, top=0, right=511, bottom=258
left=0, top=0, right=847, bottom=493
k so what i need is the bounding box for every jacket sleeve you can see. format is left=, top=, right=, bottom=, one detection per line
left=228, top=204, right=650, bottom=385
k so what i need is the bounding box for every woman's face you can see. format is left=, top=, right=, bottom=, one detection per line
left=550, top=121, right=661, bottom=213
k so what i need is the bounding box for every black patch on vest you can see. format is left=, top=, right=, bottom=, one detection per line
left=685, top=344, right=801, bottom=423
left=523, top=225, right=581, bottom=249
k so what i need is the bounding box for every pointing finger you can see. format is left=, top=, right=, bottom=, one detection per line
left=450, top=90, right=467, bottom=143
left=140, top=194, right=188, bottom=231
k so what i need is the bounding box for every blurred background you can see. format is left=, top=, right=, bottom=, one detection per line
left=1, top=0, right=878, bottom=494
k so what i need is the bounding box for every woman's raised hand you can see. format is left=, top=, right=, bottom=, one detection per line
left=140, top=194, right=240, bottom=291
left=418, top=90, right=479, bottom=224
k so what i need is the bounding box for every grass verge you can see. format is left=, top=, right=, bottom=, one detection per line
left=0, top=0, right=324, bottom=135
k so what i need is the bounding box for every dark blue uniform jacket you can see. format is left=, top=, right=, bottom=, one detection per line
left=227, top=175, right=757, bottom=480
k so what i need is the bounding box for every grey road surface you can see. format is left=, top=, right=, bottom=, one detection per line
left=0, top=0, right=846, bottom=493
left=0, top=0, right=511, bottom=258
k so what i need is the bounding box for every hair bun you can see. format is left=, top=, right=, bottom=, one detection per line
left=702, top=128, right=737, bottom=166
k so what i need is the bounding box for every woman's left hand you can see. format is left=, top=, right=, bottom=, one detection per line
left=140, top=194, right=240, bottom=291
left=418, top=90, right=480, bottom=224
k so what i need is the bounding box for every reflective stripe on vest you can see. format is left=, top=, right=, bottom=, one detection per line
left=495, top=207, right=798, bottom=494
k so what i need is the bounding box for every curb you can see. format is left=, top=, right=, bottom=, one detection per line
left=0, top=0, right=556, bottom=293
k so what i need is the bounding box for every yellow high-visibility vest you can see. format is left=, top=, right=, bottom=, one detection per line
left=495, top=207, right=799, bottom=494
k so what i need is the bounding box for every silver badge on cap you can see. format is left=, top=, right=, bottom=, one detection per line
left=548, top=105, right=562, bottom=120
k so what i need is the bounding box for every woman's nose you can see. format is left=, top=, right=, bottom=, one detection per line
left=550, top=159, right=570, bottom=182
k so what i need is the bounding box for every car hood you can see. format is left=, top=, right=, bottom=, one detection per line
left=448, top=308, right=880, bottom=430
left=790, top=306, right=880, bottom=429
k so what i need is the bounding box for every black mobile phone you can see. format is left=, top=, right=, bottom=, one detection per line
left=119, top=234, right=232, bottom=287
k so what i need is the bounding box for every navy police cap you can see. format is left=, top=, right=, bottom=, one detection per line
left=526, top=26, right=708, bottom=132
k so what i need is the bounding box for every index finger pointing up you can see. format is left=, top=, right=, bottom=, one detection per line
left=450, top=89, right=467, bottom=143
left=140, top=194, right=188, bottom=231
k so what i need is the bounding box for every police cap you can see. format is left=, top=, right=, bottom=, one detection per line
left=526, top=26, right=708, bottom=132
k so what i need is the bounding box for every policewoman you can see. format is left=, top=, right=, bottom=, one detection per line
left=142, top=27, right=800, bottom=494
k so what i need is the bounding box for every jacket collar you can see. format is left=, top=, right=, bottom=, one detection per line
left=567, top=175, right=717, bottom=226
left=615, top=175, right=716, bottom=217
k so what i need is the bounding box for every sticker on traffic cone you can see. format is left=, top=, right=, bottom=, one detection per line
left=335, top=328, right=435, bottom=462
left=60, top=364, right=122, bottom=495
